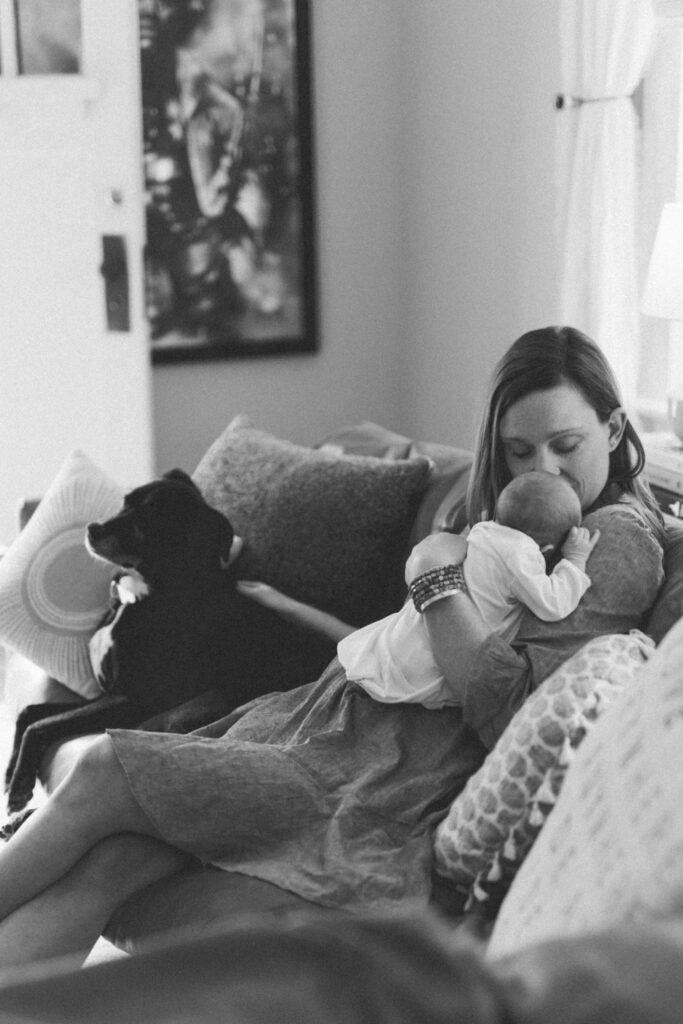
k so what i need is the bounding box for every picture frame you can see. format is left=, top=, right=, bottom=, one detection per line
left=138, top=0, right=317, bottom=364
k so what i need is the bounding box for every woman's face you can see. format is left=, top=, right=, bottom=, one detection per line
left=498, top=384, right=626, bottom=511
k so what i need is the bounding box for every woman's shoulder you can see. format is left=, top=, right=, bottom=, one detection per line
left=583, top=489, right=664, bottom=544
left=583, top=497, right=649, bottom=525
left=580, top=493, right=664, bottom=598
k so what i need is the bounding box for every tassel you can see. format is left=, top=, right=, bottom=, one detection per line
left=529, top=802, right=546, bottom=827
left=558, top=735, right=575, bottom=767
left=487, top=853, right=502, bottom=882
left=503, top=834, right=517, bottom=861
left=471, top=878, right=489, bottom=903
left=535, top=774, right=557, bottom=806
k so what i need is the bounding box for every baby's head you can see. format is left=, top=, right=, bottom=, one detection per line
left=495, top=472, right=581, bottom=551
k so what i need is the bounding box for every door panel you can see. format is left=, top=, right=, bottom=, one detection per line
left=0, top=0, right=152, bottom=541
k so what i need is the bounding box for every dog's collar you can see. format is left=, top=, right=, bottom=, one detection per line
left=111, top=574, right=150, bottom=605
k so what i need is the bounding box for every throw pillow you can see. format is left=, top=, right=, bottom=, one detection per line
left=0, top=450, right=124, bottom=697
left=487, top=616, right=683, bottom=958
left=192, top=417, right=432, bottom=626
left=315, top=421, right=473, bottom=543
left=433, top=631, right=654, bottom=916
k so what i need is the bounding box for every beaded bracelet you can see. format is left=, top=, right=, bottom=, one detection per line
left=408, top=564, right=467, bottom=613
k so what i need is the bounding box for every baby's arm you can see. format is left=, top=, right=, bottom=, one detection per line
left=509, top=528, right=600, bottom=621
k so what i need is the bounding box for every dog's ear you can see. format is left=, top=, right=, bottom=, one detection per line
left=163, top=469, right=201, bottom=493
left=186, top=506, right=236, bottom=573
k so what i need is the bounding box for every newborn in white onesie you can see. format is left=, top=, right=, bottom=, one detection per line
left=338, top=471, right=597, bottom=708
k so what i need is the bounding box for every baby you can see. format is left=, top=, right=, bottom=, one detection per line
left=337, top=471, right=599, bottom=708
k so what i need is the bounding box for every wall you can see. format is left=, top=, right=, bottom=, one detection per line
left=152, top=0, right=562, bottom=472
left=153, top=0, right=411, bottom=472
left=400, top=0, right=562, bottom=450
left=0, top=0, right=562, bottom=541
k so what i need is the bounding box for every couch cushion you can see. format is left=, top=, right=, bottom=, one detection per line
left=315, top=421, right=473, bottom=543
left=433, top=630, right=654, bottom=917
left=192, top=417, right=432, bottom=627
left=0, top=450, right=123, bottom=697
left=645, top=515, right=683, bottom=642
left=487, top=614, right=683, bottom=958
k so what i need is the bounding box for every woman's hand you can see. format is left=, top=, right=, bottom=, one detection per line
left=404, top=532, right=468, bottom=586
left=236, top=581, right=354, bottom=643
left=236, top=580, right=292, bottom=615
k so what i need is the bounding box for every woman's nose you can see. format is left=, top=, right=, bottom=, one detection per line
left=532, top=450, right=561, bottom=474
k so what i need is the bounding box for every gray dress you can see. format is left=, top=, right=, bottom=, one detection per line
left=108, top=499, right=664, bottom=911
left=110, top=663, right=486, bottom=910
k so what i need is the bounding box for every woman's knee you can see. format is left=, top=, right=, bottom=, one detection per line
left=73, top=834, right=189, bottom=900
left=56, top=734, right=157, bottom=836
left=63, top=734, right=120, bottom=797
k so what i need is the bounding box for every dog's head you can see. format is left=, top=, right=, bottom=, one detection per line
left=86, top=470, right=236, bottom=587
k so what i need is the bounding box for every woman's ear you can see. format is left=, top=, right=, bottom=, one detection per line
left=608, top=407, right=627, bottom=450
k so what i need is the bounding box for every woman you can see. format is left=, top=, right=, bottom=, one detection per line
left=0, top=326, right=665, bottom=967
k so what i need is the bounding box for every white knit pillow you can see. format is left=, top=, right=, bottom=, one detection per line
left=0, top=450, right=123, bottom=697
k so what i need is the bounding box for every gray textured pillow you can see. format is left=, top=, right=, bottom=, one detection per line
left=192, top=418, right=432, bottom=626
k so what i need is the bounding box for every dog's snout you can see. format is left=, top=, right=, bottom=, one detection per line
left=86, top=522, right=106, bottom=542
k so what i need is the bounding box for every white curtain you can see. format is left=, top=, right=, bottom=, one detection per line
left=558, top=0, right=656, bottom=408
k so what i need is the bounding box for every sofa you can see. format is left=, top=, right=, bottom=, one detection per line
left=1, top=417, right=683, bottom=1022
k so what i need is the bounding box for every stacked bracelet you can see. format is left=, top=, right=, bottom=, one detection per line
left=408, top=564, right=467, bottom=613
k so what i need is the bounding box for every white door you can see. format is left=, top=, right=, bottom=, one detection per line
left=0, top=0, right=153, bottom=541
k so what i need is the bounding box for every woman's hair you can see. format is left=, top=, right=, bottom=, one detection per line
left=466, top=325, right=663, bottom=537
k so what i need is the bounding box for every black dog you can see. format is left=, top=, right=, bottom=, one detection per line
left=4, top=470, right=335, bottom=814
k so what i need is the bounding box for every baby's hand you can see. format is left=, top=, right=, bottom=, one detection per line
left=561, top=526, right=600, bottom=567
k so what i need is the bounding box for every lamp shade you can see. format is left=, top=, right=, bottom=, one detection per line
left=641, top=203, right=683, bottom=320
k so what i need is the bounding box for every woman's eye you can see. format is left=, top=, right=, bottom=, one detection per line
left=507, top=448, right=532, bottom=460
left=554, top=441, right=580, bottom=455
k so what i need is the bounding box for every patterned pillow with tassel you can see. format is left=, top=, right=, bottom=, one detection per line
left=433, top=631, right=654, bottom=918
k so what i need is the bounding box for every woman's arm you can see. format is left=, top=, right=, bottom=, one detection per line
left=230, top=534, right=354, bottom=643
left=405, top=507, right=664, bottom=750
left=404, top=532, right=491, bottom=704
left=421, top=593, right=490, bottom=703
left=236, top=581, right=354, bottom=643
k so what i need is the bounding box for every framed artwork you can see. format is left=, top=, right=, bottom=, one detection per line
left=138, top=0, right=317, bottom=363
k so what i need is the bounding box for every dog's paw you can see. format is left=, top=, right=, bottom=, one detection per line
left=6, top=774, right=35, bottom=816
left=0, top=808, right=35, bottom=841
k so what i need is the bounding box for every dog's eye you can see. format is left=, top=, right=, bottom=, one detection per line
left=132, top=524, right=146, bottom=543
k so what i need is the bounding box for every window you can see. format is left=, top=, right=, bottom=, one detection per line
left=637, top=1, right=683, bottom=428
left=0, top=0, right=81, bottom=77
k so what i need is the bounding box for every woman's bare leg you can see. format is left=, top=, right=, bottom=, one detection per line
left=0, top=734, right=173, bottom=923
left=0, top=833, right=188, bottom=971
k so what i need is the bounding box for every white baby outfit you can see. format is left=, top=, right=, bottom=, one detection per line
left=337, top=521, right=590, bottom=709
